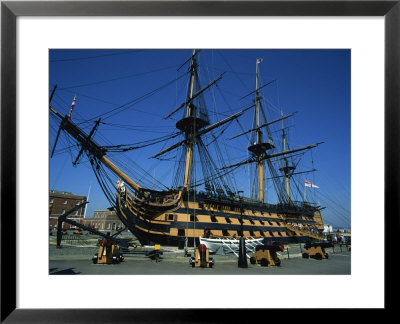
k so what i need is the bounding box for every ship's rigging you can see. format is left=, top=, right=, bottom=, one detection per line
left=50, top=50, right=323, bottom=209
left=49, top=49, right=338, bottom=247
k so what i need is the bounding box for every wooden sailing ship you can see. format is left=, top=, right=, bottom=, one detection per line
left=50, top=50, right=325, bottom=249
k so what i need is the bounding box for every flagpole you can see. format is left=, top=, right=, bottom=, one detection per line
left=84, top=182, right=91, bottom=218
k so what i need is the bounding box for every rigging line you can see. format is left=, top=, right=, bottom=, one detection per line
left=110, top=152, right=168, bottom=190
left=81, top=72, right=190, bottom=124
left=216, top=50, right=250, bottom=93
left=58, top=64, right=181, bottom=90
left=53, top=93, right=72, bottom=109
left=190, top=164, right=241, bottom=189
left=321, top=208, right=350, bottom=226
left=202, top=58, right=219, bottom=119
left=315, top=188, right=350, bottom=214
left=103, top=131, right=183, bottom=150
left=198, top=138, right=225, bottom=193
left=91, top=161, right=116, bottom=206
left=100, top=121, right=174, bottom=129
left=50, top=49, right=144, bottom=62
left=201, top=64, right=254, bottom=76
left=317, top=191, right=351, bottom=215
left=323, top=209, right=351, bottom=227
left=52, top=93, right=88, bottom=124
left=215, top=86, right=250, bottom=143
left=317, top=199, right=351, bottom=225
left=59, top=88, right=124, bottom=108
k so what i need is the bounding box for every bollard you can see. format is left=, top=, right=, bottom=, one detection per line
left=238, top=236, right=248, bottom=268
left=286, top=245, right=290, bottom=259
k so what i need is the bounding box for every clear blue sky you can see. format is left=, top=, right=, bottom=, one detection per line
left=49, top=49, right=351, bottom=229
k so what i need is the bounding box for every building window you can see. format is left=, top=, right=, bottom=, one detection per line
left=76, top=201, right=80, bottom=205
left=178, top=228, right=185, bottom=236
left=63, top=200, right=68, bottom=204
left=61, top=209, right=65, bottom=214
left=49, top=199, right=54, bottom=203
left=75, top=211, right=79, bottom=216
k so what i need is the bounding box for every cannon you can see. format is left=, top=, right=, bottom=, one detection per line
left=145, top=244, right=163, bottom=262
left=249, top=244, right=284, bottom=267
left=302, top=242, right=334, bottom=260
left=189, top=244, right=214, bottom=268
left=92, top=238, right=124, bottom=264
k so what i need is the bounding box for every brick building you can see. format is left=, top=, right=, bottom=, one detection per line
left=49, top=190, right=87, bottom=229
left=82, top=210, right=125, bottom=232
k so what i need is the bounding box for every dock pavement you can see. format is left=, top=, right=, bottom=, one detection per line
left=49, top=235, right=351, bottom=275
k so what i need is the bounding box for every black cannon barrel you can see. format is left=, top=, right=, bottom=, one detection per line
left=255, top=244, right=284, bottom=252
left=304, top=242, right=334, bottom=249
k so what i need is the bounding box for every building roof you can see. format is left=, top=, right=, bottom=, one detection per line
left=49, top=190, right=86, bottom=200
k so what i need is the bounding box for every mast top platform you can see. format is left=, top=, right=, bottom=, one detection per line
left=248, top=142, right=275, bottom=155
left=176, top=116, right=210, bottom=132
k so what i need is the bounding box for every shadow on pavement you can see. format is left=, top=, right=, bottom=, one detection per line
left=50, top=267, right=81, bottom=275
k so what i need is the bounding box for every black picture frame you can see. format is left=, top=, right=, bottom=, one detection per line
left=1, top=0, right=398, bottom=321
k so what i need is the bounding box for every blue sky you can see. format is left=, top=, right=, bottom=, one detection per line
left=49, top=49, right=350, bottom=228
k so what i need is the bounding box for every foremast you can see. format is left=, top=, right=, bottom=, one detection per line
left=49, top=106, right=184, bottom=209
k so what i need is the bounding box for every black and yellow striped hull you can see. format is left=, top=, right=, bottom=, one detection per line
left=114, top=187, right=324, bottom=247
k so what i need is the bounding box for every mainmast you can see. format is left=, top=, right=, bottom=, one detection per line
left=255, top=60, right=264, bottom=202
left=175, top=49, right=209, bottom=189
left=247, top=58, right=275, bottom=203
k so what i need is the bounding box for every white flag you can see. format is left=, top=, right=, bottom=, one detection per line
left=305, top=180, right=319, bottom=188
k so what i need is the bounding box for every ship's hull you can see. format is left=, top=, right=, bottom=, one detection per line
left=115, top=188, right=324, bottom=248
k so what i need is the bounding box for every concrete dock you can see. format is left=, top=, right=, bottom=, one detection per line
left=49, top=235, right=351, bottom=275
